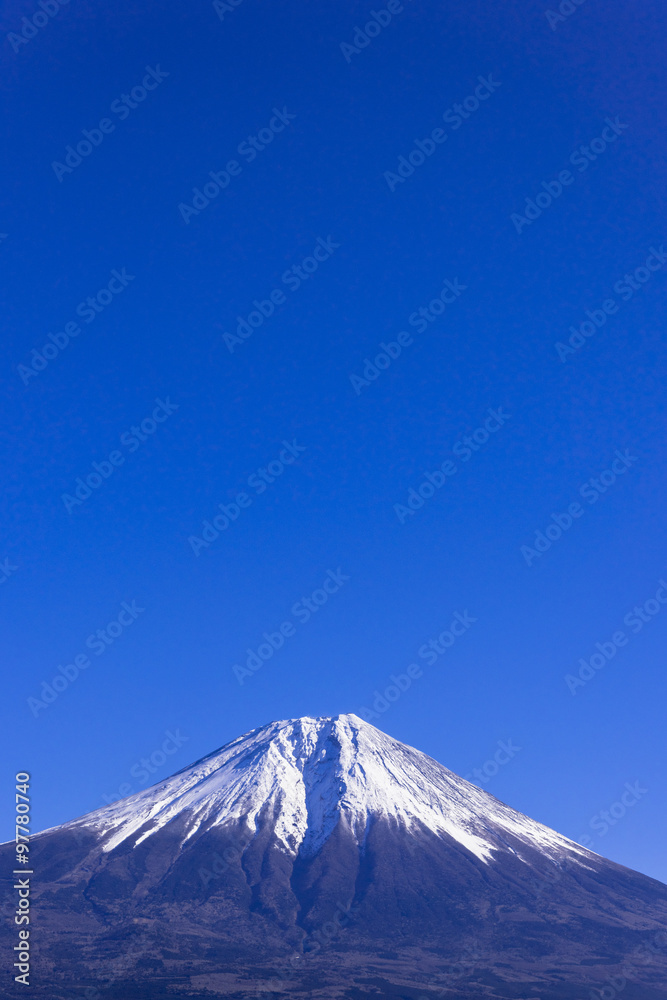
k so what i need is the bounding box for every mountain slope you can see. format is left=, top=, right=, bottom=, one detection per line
left=50, top=713, right=598, bottom=865
left=3, top=714, right=667, bottom=999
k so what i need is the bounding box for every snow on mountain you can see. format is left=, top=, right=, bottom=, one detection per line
left=12, top=714, right=667, bottom=1000
left=50, top=713, right=596, bottom=870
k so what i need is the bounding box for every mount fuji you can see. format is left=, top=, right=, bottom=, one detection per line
left=4, top=714, right=666, bottom=999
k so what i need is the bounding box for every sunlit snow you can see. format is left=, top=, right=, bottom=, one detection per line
left=47, top=714, right=596, bottom=869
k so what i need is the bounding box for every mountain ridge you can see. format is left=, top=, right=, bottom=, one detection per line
left=41, top=713, right=599, bottom=869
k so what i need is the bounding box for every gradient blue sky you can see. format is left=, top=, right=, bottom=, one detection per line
left=2, top=0, right=667, bottom=883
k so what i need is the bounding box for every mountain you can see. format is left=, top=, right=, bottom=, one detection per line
left=3, top=714, right=667, bottom=999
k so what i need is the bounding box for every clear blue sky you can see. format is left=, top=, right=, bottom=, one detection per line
left=2, top=0, right=666, bottom=884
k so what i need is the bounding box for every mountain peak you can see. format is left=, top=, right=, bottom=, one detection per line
left=55, top=714, right=595, bottom=872
left=20, top=716, right=667, bottom=999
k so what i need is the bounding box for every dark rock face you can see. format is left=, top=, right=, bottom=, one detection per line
left=2, top=718, right=666, bottom=998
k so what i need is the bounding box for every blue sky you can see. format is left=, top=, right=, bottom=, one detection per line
left=1, top=0, right=667, bottom=884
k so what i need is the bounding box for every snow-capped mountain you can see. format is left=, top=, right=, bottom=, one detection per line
left=4, top=714, right=667, bottom=1000
left=56, top=713, right=596, bottom=866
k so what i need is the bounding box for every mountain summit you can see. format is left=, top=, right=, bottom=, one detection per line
left=4, top=715, right=667, bottom=1000
left=62, top=713, right=594, bottom=868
